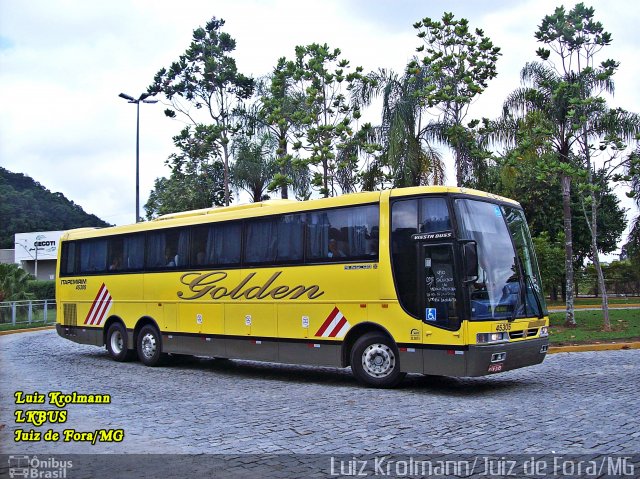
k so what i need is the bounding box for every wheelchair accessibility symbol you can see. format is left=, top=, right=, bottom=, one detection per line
left=426, top=308, right=437, bottom=321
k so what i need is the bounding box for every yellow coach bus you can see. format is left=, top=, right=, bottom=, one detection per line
left=56, top=186, right=549, bottom=387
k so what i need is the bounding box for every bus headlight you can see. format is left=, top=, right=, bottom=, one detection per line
left=476, top=332, right=509, bottom=344
left=540, top=326, right=549, bottom=338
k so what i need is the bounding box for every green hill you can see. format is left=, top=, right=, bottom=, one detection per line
left=0, top=167, right=110, bottom=248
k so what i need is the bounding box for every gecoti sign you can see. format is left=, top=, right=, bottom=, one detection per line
left=14, top=230, right=64, bottom=262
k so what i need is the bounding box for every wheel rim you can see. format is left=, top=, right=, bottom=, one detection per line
left=361, top=343, right=396, bottom=378
left=110, top=330, right=124, bottom=354
left=141, top=332, right=157, bottom=359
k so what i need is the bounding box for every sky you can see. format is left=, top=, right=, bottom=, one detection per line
left=1, top=0, right=638, bottom=256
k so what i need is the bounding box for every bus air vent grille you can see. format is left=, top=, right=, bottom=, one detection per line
left=63, top=303, right=77, bottom=326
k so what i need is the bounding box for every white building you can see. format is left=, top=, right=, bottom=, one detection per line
left=13, top=231, right=64, bottom=280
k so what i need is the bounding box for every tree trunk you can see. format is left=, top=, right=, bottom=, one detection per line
left=455, top=148, right=463, bottom=187
left=588, top=184, right=611, bottom=331
left=279, top=131, right=289, bottom=199
left=222, top=142, right=230, bottom=207
left=323, top=156, right=329, bottom=198
left=561, top=174, right=576, bottom=326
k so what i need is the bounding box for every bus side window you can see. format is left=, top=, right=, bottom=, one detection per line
left=62, top=242, right=77, bottom=275
left=191, top=222, right=242, bottom=268
left=146, top=229, right=189, bottom=269
left=244, top=219, right=278, bottom=264
left=79, top=239, right=108, bottom=274
left=306, top=205, right=379, bottom=262
left=419, top=198, right=451, bottom=233
left=123, top=235, right=145, bottom=270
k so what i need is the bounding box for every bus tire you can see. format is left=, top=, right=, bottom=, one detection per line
left=106, top=322, right=135, bottom=362
left=137, top=324, right=166, bottom=367
left=350, top=332, right=405, bottom=388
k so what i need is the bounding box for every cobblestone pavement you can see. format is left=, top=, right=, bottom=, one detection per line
left=1, top=329, right=639, bottom=459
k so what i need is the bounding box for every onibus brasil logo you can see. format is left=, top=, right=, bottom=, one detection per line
left=8, top=455, right=72, bottom=478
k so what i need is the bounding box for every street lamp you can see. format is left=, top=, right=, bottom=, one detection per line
left=119, top=92, right=158, bottom=223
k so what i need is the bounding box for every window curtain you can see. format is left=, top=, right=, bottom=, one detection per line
left=146, top=233, right=166, bottom=268
left=277, top=215, right=304, bottom=262
left=347, top=208, right=368, bottom=257
left=244, top=220, right=277, bottom=263
left=123, top=235, right=144, bottom=270
left=307, top=212, right=329, bottom=259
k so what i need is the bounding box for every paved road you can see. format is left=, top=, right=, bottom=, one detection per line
left=1, top=330, right=639, bottom=477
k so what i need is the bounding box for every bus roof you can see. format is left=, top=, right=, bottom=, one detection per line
left=61, top=186, right=518, bottom=241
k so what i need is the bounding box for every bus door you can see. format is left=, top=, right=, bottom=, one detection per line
left=419, top=243, right=461, bottom=332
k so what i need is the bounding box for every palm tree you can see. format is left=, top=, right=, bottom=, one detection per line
left=495, top=62, right=585, bottom=326
left=495, top=60, right=640, bottom=327
left=231, top=133, right=279, bottom=203
left=357, top=68, right=445, bottom=189
left=0, top=263, right=33, bottom=302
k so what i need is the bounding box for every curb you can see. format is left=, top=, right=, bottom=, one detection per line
left=548, top=341, right=640, bottom=354
left=0, top=325, right=55, bottom=336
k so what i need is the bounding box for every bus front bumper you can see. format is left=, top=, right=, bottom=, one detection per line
left=465, top=337, right=549, bottom=376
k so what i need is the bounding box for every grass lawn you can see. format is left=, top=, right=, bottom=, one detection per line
left=0, top=320, right=55, bottom=332
left=0, top=308, right=57, bottom=332
left=549, top=308, right=640, bottom=345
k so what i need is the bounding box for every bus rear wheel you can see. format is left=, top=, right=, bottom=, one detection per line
left=106, top=322, right=134, bottom=362
left=137, top=325, right=166, bottom=367
left=350, top=332, right=405, bottom=388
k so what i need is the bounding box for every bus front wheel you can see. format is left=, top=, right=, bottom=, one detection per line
left=106, top=322, right=134, bottom=362
left=350, top=333, right=405, bottom=388
left=137, top=325, right=166, bottom=367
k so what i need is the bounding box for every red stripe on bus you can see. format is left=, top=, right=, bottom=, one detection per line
left=91, top=292, right=112, bottom=325
left=315, top=306, right=339, bottom=337
left=328, top=316, right=347, bottom=337
left=89, top=287, right=110, bottom=325
left=84, top=283, right=106, bottom=324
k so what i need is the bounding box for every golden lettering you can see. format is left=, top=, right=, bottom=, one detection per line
left=177, top=271, right=324, bottom=301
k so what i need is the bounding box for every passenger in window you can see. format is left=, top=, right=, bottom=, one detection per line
left=328, top=239, right=345, bottom=258
left=109, top=256, right=122, bottom=271
left=165, top=249, right=178, bottom=267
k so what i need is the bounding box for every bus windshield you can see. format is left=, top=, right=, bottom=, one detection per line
left=455, top=199, right=545, bottom=320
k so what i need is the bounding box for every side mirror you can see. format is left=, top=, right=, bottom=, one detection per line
left=462, top=240, right=478, bottom=283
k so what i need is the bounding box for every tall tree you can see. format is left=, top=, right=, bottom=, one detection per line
left=149, top=17, right=254, bottom=206
left=288, top=43, right=368, bottom=197
left=144, top=125, right=226, bottom=219
left=535, top=2, right=639, bottom=328
left=486, top=110, right=627, bottom=301
left=409, top=12, right=501, bottom=186
left=576, top=113, right=639, bottom=330
left=622, top=145, right=640, bottom=264
left=258, top=62, right=307, bottom=199
left=496, top=4, right=610, bottom=326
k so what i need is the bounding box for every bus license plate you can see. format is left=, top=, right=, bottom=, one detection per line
left=488, top=363, right=503, bottom=373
